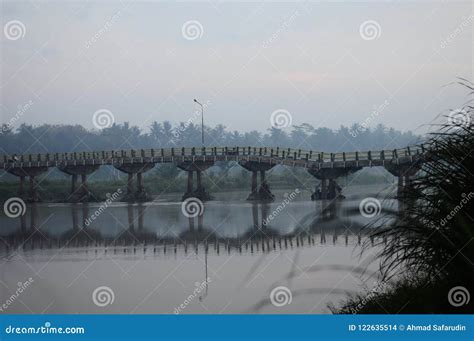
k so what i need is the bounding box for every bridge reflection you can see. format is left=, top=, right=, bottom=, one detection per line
left=0, top=200, right=379, bottom=257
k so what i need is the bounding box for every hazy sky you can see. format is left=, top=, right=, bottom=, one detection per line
left=1, top=0, right=472, bottom=133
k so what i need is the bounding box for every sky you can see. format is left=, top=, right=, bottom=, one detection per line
left=0, top=0, right=472, bottom=134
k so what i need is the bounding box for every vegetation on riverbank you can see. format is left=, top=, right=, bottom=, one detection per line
left=333, top=85, right=474, bottom=314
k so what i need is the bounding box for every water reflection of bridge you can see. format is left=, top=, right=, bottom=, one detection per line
left=0, top=201, right=381, bottom=257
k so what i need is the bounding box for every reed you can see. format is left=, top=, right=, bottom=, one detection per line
left=335, top=80, right=474, bottom=313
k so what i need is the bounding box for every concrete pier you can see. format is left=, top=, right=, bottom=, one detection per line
left=177, top=161, right=214, bottom=201
left=384, top=163, right=420, bottom=198
left=307, top=167, right=360, bottom=201
left=114, top=163, right=155, bottom=202
left=7, top=167, right=48, bottom=202
left=58, top=165, right=100, bottom=202
left=238, top=161, right=275, bottom=202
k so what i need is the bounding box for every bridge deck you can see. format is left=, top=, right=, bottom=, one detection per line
left=0, top=145, right=428, bottom=169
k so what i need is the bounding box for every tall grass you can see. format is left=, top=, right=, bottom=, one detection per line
left=336, top=81, right=474, bottom=313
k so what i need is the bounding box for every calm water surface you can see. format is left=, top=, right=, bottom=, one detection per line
left=0, top=185, right=397, bottom=314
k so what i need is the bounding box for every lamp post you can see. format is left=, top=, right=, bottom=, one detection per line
left=194, top=99, right=204, bottom=147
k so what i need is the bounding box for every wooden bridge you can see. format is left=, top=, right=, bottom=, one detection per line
left=0, top=145, right=427, bottom=202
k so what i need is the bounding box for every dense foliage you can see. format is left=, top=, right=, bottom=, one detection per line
left=0, top=121, right=419, bottom=154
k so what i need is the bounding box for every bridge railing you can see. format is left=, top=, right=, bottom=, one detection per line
left=0, top=144, right=429, bottom=165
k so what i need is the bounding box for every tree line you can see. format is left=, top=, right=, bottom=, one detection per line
left=0, top=121, right=420, bottom=154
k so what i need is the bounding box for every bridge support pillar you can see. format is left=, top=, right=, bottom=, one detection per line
left=196, top=170, right=203, bottom=193
left=251, top=171, right=258, bottom=196
left=398, top=176, right=404, bottom=197
left=81, top=174, right=88, bottom=197
left=186, top=171, right=194, bottom=195
left=177, top=161, right=214, bottom=201
left=19, top=176, right=25, bottom=199
left=238, top=161, right=275, bottom=202
left=127, top=173, right=134, bottom=195
left=58, top=165, right=100, bottom=202
left=71, top=174, right=78, bottom=194
left=384, top=163, right=420, bottom=198
left=136, top=172, right=145, bottom=198
left=7, top=167, right=48, bottom=202
left=114, top=163, right=155, bottom=202
left=319, top=178, right=328, bottom=200
left=308, top=167, right=360, bottom=201
left=28, top=176, right=38, bottom=202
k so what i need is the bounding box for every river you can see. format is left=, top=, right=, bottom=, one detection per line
left=0, top=184, right=397, bottom=314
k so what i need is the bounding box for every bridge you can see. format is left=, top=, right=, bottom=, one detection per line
left=0, top=145, right=427, bottom=202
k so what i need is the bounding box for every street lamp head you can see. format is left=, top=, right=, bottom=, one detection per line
left=193, top=99, right=197, bottom=102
